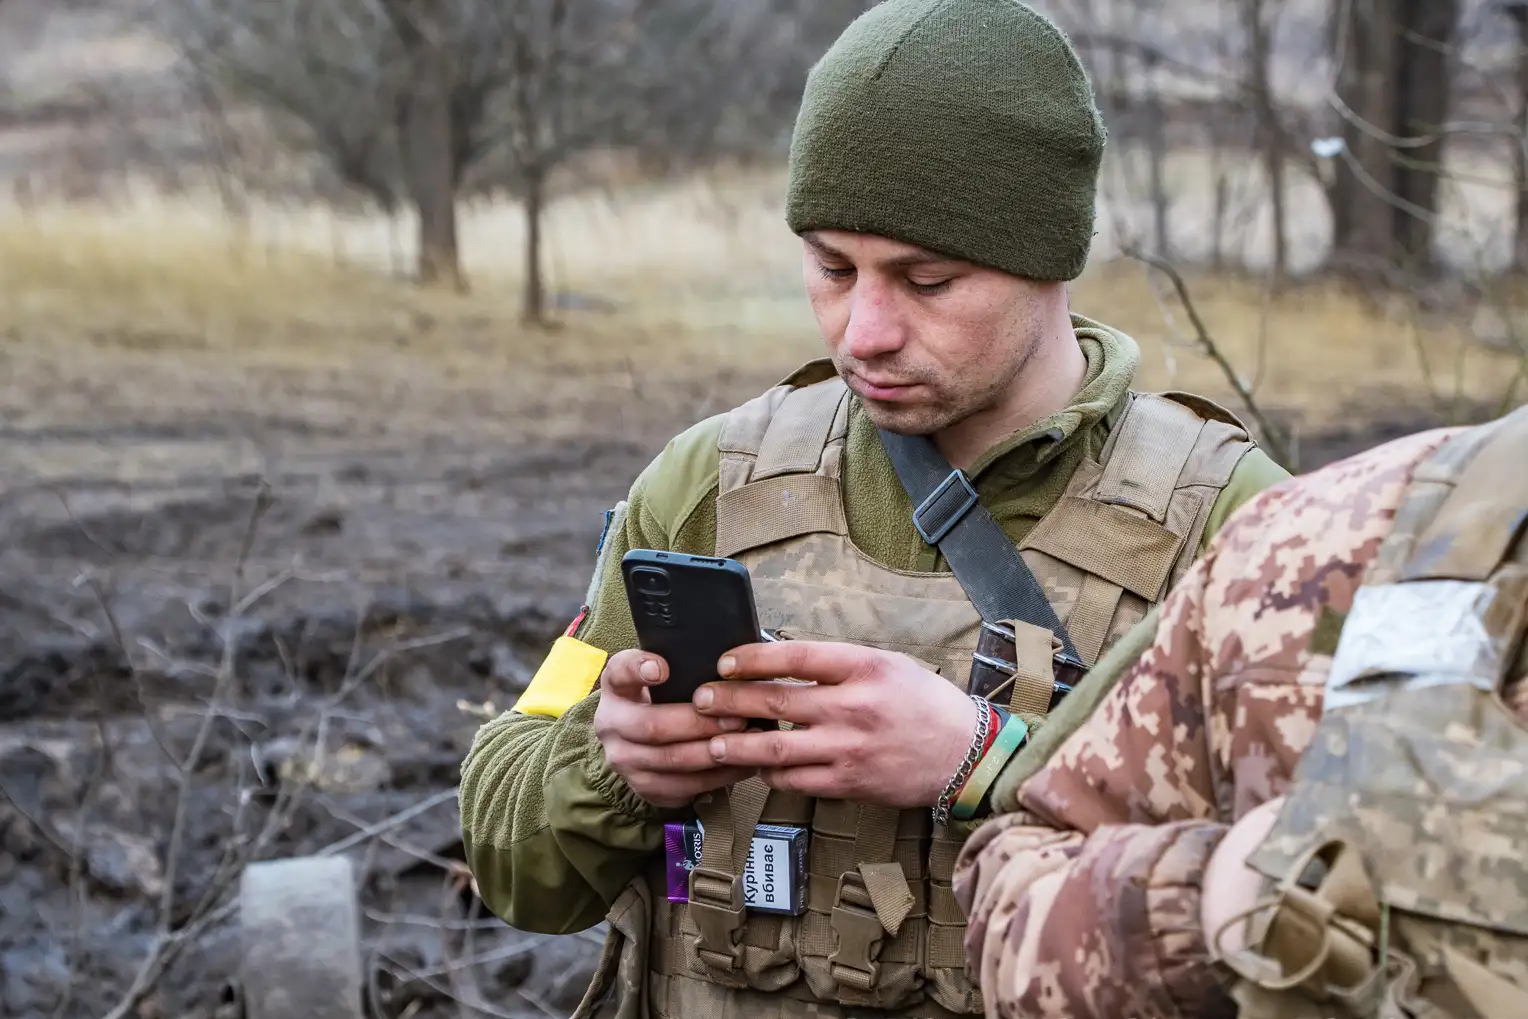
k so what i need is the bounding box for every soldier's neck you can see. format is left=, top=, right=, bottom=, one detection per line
left=933, top=315, right=1089, bottom=472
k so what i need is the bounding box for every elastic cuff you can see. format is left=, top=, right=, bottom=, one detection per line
left=1144, top=821, right=1238, bottom=1019
left=583, top=751, right=687, bottom=823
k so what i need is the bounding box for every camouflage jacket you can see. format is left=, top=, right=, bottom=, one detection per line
left=951, top=423, right=1528, bottom=1019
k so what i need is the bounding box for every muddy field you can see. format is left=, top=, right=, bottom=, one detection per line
left=0, top=310, right=759, bottom=1019
left=0, top=255, right=1503, bottom=1019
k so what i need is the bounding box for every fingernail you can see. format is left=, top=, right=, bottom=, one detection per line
left=718, top=655, right=736, bottom=676
left=693, top=687, right=713, bottom=709
left=720, top=717, right=744, bottom=731
left=709, top=737, right=727, bottom=761
left=639, top=660, right=660, bottom=682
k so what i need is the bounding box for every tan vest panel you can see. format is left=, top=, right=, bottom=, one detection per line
left=576, top=363, right=1259, bottom=1019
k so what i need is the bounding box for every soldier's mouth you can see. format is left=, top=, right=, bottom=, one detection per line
left=847, top=371, right=919, bottom=402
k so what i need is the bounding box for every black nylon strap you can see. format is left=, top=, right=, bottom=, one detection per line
left=877, top=428, right=1084, bottom=666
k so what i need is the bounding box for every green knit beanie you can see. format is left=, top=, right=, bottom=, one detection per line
left=785, top=0, right=1107, bottom=282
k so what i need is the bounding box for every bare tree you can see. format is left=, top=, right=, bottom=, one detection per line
left=155, top=0, right=525, bottom=291
left=150, top=0, right=863, bottom=316
left=1501, top=1, right=1528, bottom=272
left=381, top=0, right=465, bottom=290
left=462, top=0, right=866, bottom=324
left=1244, top=0, right=1291, bottom=279
left=1326, top=0, right=1462, bottom=279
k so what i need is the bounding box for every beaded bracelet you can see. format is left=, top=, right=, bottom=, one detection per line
left=933, top=694, right=992, bottom=826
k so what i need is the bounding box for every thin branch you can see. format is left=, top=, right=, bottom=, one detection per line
left=1124, top=249, right=1295, bottom=467
left=317, top=786, right=460, bottom=857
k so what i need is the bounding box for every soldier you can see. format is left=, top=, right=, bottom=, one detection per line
left=953, top=403, right=1528, bottom=1019
left=460, top=1, right=1289, bottom=1017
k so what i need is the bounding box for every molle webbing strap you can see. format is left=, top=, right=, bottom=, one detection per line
left=843, top=806, right=914, bottom=934
left=799, top=804, right=923, bottom=962
left=821, top=801, right=918, bottom=992
left=688, top=778, right=772, bottom=973
left=998, top=620, right=1056, bottom=716
left=1021, top=496, right=1186, bottom=602
left=927, top=829, right=977, bottom=971
left=715, top=475, right=847, bottom=559
left=877, top=428, right=1084, bottom=665
left=751, top=379, right=851, bottom=480
left=1096, top=393, right=1202, bottom=522
left=1065, top=574, right=1123, bottom=666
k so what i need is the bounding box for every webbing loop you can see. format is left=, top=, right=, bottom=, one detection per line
left=828, top=870, right=886, bottom=992
left=687, top=864, right=747, bottom=970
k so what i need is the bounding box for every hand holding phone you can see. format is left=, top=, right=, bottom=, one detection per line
left=621, top=549, right=777, bottom=729
left=590, top=646, right=758, bottom=809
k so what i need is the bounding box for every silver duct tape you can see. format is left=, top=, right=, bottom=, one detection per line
left=1326, top=580, right=1514, bottom=710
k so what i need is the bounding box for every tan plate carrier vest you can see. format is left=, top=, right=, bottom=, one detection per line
left=1216, top=402, right=1528, bottom=1019
left=575, top=360, right=1258, bottom=1019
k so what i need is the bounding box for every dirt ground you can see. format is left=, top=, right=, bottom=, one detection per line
left=0, top=250, right=809, bottom=1015
left=0, top=333, right=671, bottom=1019
left=2, top=198, right=1525, bottom=1018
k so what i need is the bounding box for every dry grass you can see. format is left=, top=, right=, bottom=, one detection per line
left=2, top=165, right=1525, bottom=468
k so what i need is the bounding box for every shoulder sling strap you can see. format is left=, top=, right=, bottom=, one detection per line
left=877, top=428, right=1085, bottom=667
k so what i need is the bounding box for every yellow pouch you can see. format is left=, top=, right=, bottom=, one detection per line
left=512, top=636, right=609, bottom=718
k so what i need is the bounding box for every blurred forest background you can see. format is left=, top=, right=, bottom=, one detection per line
left=2, top=2, right=1527, bottom=1018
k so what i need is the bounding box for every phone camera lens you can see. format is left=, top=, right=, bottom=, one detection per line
left=635, top=569, right=670, bottom=595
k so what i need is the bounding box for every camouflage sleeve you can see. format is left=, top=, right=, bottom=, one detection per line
left=953, top=427, right=1458, bottom=1019
left=952, top=537, right=1241, bottom=1019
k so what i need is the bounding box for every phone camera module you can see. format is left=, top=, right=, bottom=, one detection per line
left=633, top=568, right=671, bottom=596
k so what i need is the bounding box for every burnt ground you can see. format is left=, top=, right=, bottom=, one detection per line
left=0, top=321, right=1464, bottom=1019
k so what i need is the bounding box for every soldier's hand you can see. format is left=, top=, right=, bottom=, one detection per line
left=691, top=640, right=981, bottom=810
left=592, top=648, right=757, bottom=809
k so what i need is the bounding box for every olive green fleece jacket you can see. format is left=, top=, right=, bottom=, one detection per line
left=458, top=316, right=1290, bottom=935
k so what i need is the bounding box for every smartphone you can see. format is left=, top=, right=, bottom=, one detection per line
left=621, top=549, right=776, bottom=726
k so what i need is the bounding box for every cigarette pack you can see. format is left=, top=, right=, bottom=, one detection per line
left=663, top=820, right=808, bottom=916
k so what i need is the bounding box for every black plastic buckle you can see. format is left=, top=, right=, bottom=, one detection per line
left=912, top=469, right=980, bottom=545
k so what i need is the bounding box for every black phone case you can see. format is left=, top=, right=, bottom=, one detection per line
left=621, top=549, right=768, bottom=712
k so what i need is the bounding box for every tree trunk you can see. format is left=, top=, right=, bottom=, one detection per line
left=1210, top=146, right=1229, bottom=270
left=522, top=167, right=547, bottom=326
left=1507, top=3, right=1528, bottom=272
left=1327, top=0, right=1457, bottom=281
left=1328, top=0, right=1399, bottom=277
left=1391, top=0, right=1455, bottom=270
left=1245, top=0, right=1288, bottom=279
left=1142, top=49, right=1171, bottom=259
left=394, top=7, right=464, bottom=292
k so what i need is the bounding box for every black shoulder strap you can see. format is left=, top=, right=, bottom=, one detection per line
left=877, top=428, right=1084, bottom=667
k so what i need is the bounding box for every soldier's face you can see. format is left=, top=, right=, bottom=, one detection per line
left=800, top=229, right=1051, bottom=436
